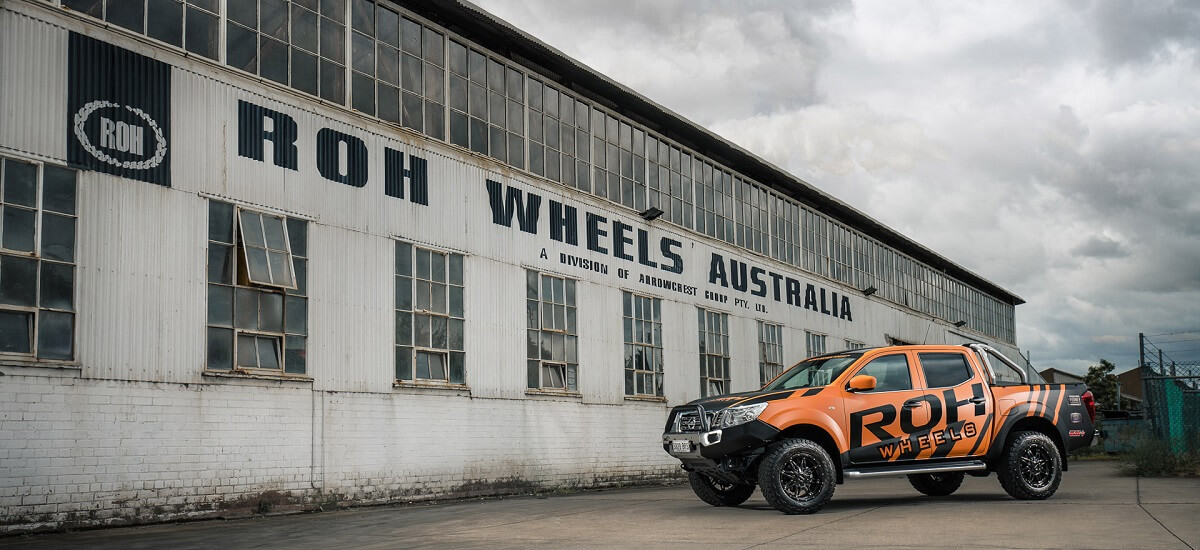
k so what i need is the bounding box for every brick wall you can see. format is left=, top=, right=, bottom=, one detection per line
left=0, top=370, right=678, bottom=533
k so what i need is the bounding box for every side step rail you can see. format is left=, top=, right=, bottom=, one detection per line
left=844, top=460, right=987, bottom=479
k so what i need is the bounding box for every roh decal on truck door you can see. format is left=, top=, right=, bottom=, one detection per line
left=849, top=382, right=987, bottom=461
left=67, top=33, right=171, bottom=187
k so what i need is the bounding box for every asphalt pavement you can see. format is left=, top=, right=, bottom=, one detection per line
left=2, top=461, right=1196, bottom=549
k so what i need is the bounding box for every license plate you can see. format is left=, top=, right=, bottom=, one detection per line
left=671, top=440, right=691, bottom=453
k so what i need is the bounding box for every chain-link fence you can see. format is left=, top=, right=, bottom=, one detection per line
left=1140, top=332, right=1200, bottom=454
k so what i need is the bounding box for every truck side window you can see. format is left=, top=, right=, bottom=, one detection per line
left=918, top=353, right=973, bottom=388
left=853, top=354, right=912, bottom=392
left=986, top=350, right=1025, bottom=385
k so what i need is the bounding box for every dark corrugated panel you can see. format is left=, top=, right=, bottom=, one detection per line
left=397, top=1, right=1023, bottom=306
left=67, top=32, right=172, bottom=187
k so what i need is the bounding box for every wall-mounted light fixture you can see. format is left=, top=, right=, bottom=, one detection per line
left=954, top=320, right=967, bottom=328
left=861, top=286, right=877, bottom=297
left=639, top=207, right=664, bottom=221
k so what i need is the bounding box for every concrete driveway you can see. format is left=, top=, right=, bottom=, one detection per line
left=2, top=461, right=1196, bottom=549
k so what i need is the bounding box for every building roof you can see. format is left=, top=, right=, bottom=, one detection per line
left=399, top=0, right=1025, bottom=307
left=1038, top=367, right=1084, bottom=383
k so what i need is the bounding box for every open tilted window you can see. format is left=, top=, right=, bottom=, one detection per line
left=206, top=200, right=307, bottom=375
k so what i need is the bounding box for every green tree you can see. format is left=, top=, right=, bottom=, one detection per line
left=1084, top=359, right=1119, bottom=410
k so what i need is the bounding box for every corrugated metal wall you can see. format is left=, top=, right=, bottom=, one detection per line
left=0, top=3, right=1025, bottom=398
left=0, top=7, right=67, bottom=162
left=75, top=171, right=206, bottom=384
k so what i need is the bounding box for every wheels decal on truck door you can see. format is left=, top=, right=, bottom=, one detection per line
left=847, top=383, right=989, bottom=462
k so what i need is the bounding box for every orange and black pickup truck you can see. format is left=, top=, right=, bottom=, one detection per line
left=662, top=343, right=1096, bottom=514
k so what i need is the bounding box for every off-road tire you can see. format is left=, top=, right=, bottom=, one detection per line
left=758, top=438, right=837, bottom=514
left=907, top=472, right=965, bottom=496
left=997, top=431, right=1062, bottom=500
left=687, top=471, right=755, bottom=507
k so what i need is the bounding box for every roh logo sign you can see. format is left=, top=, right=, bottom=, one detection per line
left=72, top=100, right=167, bottom=170
left=67, top=33, right=172, bottom=187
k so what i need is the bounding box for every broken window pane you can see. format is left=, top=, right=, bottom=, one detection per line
left=257, top=336, right=280, bottom=369
left=236, top=334, right=259, bottom=368
left=39, top=262, right=74, bottom=311
left=208, top=244, right=233, bottom=284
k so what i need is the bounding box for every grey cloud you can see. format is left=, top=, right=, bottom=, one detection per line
left=468, top=0, right=1200, bottom=376
left=1070, top=235, right=1129, bottom=259
left=1086, top=0, right=1200, bottom=68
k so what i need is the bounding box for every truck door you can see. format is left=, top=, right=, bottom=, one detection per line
left=842, top=352, right=931, bottom=464
left=914, top=351, right=994, bottom=458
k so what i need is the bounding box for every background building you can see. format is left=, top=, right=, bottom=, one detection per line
left=0, top=0, right=1023, bottom=531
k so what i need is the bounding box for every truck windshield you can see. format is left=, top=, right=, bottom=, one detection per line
left=763, top=355, right=860, bottom=390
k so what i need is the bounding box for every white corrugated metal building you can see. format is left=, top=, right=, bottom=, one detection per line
left=0, top=0, right=1025, bottom=531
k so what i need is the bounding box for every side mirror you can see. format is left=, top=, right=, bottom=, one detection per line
left=848, top=374, right=877, bottom=392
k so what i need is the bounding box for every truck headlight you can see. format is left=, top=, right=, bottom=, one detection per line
left=711, top=403, right=768, bottom=429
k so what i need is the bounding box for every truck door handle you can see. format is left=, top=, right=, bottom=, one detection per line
left=969, top=397, right=987, bottom=404
left=902, top=399, right=923, bottom=409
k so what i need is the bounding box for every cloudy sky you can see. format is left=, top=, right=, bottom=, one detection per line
left=471, top=0, right=1200, bottom=375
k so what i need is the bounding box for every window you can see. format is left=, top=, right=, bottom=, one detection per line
left=853, top=354, right=912, bottom=392
left=587, top=110, right=644, bottom=210
left=63, top=0, right=220, bottom=60
left=734, top=176, right=769, bottom=256
left=845, top=340, right=866, bottom=351
left=206, top=201, right=307, bottom=374
left=646, top=137, right=694, bottom=229
left=529, top=80, right=590, bottom=189
left=623, top=291, right=662, bottom=397
left=0, top=159, right=77, bottom=360
left=756, top=321, right=784, bottom=386
left=526, top=270, right=577, bottom=391
left=698, top=308, right=730, bottom=397
left=984, top=349, right=1025, bottom=385
left=395, top=241, right=464, bottom=384
left=448, top=41, right=523, bottom=163
left=221, top=0, right=345, bottom=100
left=918, top=352, right=973, bottom=388
left=805, top=331, right=826, bottom=358
left=770, top=194, right=801, bottom=267
left=694, top=160, right=735, bottom=244
left=364, top=14, right=446, bottom=136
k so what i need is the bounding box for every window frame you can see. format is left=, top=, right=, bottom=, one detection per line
left=757, top=320, right=784, bottom=387
left=526, top=269, right=578, bottom=393
left=697, top=307, right=730, bottom=398
left=394, top=240, right=466, bottom=385
left=205, top=201, right=307, bottom=377
left=0, top=158, right=78, bottom=363
left=847, top=353, right=914, bottom=394
left=805, top=330, right=827, bottom=358
left=622, top=290, right=663, bottom=398
left=916, top=352, right=976, bottom=389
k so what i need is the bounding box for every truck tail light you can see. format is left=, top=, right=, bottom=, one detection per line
left=1081, top=390, right=1096, bottom=423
